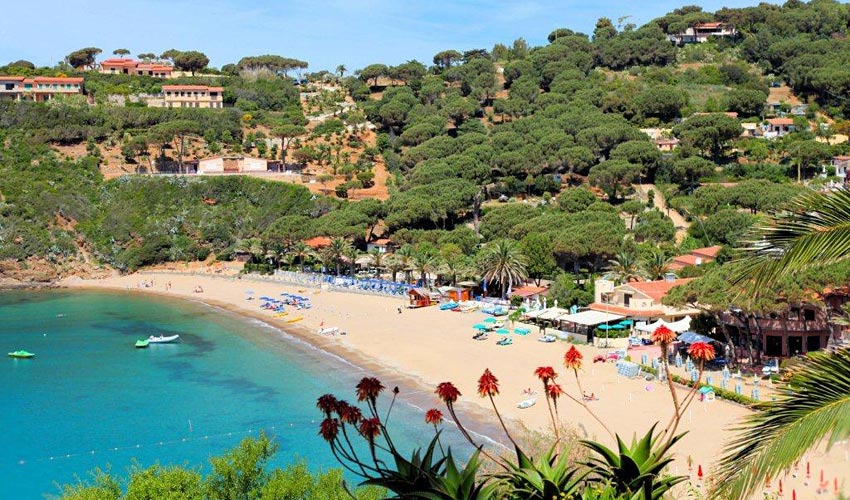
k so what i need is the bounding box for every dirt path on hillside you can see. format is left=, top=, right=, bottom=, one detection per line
left=634, top=184, right=689, bottom=243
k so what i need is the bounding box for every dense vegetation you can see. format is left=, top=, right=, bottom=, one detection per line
left=3, top=0, right=850, bottom=302
left=56, top=434, right=383, bottom=500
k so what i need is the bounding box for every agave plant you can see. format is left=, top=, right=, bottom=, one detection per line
left=581, top=424, right=687, bottom=500
left=497, top=443, right=587, bottom=500
left=423, top=449, right=498, bottom=500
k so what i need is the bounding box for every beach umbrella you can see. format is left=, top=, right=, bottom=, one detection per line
left=618, top=319, right=634, bottom=326
left=472, top=324, right=488, bottom=330
left=598, top=324, right=625, bottom=330
left=483, top=317, right=497, bottom=324
left=496, top=328, right=510, bottom=335
left=245, top=289, right=255, bottom=296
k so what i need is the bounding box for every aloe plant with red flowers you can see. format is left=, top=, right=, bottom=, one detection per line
left=319, top=338, right=715, bottom=500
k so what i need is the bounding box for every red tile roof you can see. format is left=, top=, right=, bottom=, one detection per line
left=692, top=245, right=721, bottom=258
left=625, top=279, right=693, bottom=301
left=0, top=76, right=26, bottom=81
left=304, top=236, right=331, bottom=249
left=511, top=285, right=547, bottom=298
left=371, top=238, right=392, bottom=246
left=588, top=303, right=664, bottom=317
left=29, top=77, right=83, bottom=84
left=768, top=118, right=794, bottom=125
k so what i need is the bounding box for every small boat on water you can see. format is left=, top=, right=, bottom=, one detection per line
left=8, top=350, right=35, bottom=359
left=148, top=334, right=180, bottom=344
left=135, top=339, right=150, bottom=348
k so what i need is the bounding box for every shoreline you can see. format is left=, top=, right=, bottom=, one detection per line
left=34, top=272, right=850, bottom=496
left=56, top=282, right=511, bottom=450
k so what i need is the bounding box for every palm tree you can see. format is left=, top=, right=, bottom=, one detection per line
left=343, top=245, right=359, bottom=276
left=248, top=238, right=265, bottom=264
left=335, top=64, right=347, bottom=79
left=439, top=255, right=466, bottom=287
left=368, top=248, right=384, bottom=278
left=640, top=251, right=670, bottom=281
left=385, top=255, right=404, bottom=283
left=607, top=251, right=643, bottom=284
left=396, top=245, right=415, bottom=284
left=327, top=237, right=350, bottom=276
left=715, top=188, right=850, bottom=499
left=265, top=246, right=281, bottom=269
left=478, top=240, right=528, bottom=298
left=412, top=250, right=437, bottom=287
left=713, top=348, right=850, bottom=500
left=290, top=241, right=312, bottom=273
left=318, top=247, right=336, bottom=274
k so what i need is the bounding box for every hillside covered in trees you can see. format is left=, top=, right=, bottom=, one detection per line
left=2, top=0, right=850, bottom=302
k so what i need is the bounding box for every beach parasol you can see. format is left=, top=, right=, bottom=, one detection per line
left=482, top=317, right=497, bottom=324
left=472, top=324, right=489, bottom=331
left=597, top=323, right=625, bottom=330
left=495, top=328, right=511, bottom=335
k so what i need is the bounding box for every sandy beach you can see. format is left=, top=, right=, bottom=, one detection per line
left=63, top=271, right=850, bottom=496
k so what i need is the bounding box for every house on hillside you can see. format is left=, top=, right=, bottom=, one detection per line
left=146, top=85, right=224, bottom=108
left=100, top=58, right=173, bottom=78
left=195, top=156, right=268, bottom=174
left=590, top=277, right=698, bottom=321
left=0, top=76, right=83, bottom=102
left=654, top=138, right=679, bottom=152
left=366, top=238, right=395, bottom=254
left=764, top=118, right=795, bottom=138
left=831, top=156, right=850, bottom=183
left=667, top=22, right=737, bottom=44
left=741, top=122, right=762, bottom=138
left=668, top=246, right=721, bottom=271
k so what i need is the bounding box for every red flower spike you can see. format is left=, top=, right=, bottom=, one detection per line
left=425, top=408, right=444, bottom=425
left=317, top=394, right=338, bottom=416
left=339, top=404, right=363, bottom=425
left=358, top=417, right=381, bottom=440
left=534, top=366, right=557, bottom=382
left=435, top=382, right=461, bottom=403
left=319, top=418, right=339, bottom=442
left=564, top=346, right=583, bottom=370
left=688, top=342, right=715, bottom=362
left=651, top=325, right=676, bottom=345
left=355, top=377, right=385, bottom=402
left=477, top=368, right=500, bottom=397
left=547, top=382, right=564, bottom=401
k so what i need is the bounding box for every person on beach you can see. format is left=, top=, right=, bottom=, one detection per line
left=397, top=306, right=402, bottom=314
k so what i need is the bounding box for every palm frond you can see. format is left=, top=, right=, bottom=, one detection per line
left=712, top=348, right=850, bottom=500
left=737, top=189, right=850, bottom=290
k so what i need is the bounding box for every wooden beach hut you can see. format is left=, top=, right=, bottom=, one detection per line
left=408, top=288, right=433, bottom=308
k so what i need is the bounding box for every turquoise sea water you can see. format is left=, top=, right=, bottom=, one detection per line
left=0, top=290, right=470, bottom=499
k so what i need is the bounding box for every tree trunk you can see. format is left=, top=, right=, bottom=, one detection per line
left=472, top=191, right=483, bottom=237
